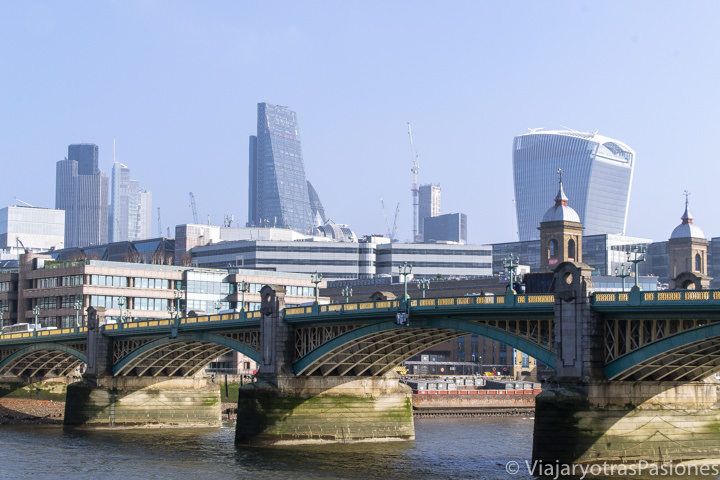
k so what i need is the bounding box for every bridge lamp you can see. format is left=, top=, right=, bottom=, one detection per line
left=117, top=297, right=126, bottom=323
left=503, top=254, right=519, bottom=293
left=74, top=298, right=82, bottom=327
left=341, top=286, right=353, bottom=303
left=615, top=264, right=630, bottom=292
left=0, top=311, right=3, bottom=329
left=32, top=305, right=40, bottom=330
left=174, top=289, right=183, bottom=319
left=627, top=246, right=647, bottom=290
left=238, top=281, right=248, bottom=312
left=214, top=299, right=222, bottom=313
left=417, top=278, right=430, bottom=298
left=399, top=263, right=413, bottom=300
left=311, top=271, right=323, bottom=304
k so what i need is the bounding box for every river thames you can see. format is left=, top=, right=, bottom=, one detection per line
left=1, top=416, right=717, bottom=480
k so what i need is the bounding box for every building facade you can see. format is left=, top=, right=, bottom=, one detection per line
left=110, top=162, right=152, bottom=243
left=418, top=184, right=441, bottom=238
left=56, top=144, right=109, bottom=248
left=0, top=254, right=325, bottom=329
left=423, top=213, right=467, bottom=244
left=248, top=103, right=321, bottom=234
left=0, top=206, right=65, bottom=256
left=513, top=130, right=635, bottom=241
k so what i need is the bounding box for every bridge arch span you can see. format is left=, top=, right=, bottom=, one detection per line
left=293, top=317, right=555, bottom=377
left=113, top=333, right=260, bottom=377
left=0, top=343, right=87, bottom=379
left=604, top=322, right=720, bottom=381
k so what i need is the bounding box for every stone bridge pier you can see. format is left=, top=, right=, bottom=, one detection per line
left=533, top=262, right=720, bottom=465
left=235, top=286, right=414, bottom=445
left=64, top=307, right=221, bottom=429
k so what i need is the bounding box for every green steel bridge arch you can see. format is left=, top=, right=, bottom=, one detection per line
left=293, top=316, right=555, bottom=377
left=604, top=322, right=720, bottom=381
left=0, top=342, right=87, bottom=378
left=112, top=332, right=261, bottom=377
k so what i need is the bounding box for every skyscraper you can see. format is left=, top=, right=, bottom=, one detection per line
left=110, top=162, right=152, bottom=242
left=513, top=130, right=635, bottom=241
left=248, top=103, right=320, bottom=233
left=56, top=144, right=109, bottom=248
left=418, top=184, right=441, bottom=238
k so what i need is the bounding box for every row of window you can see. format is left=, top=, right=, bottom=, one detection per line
left=0, top=282, right=11, bottom=292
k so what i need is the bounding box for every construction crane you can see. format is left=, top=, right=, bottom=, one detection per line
left=380, top=197, right=400, bottom=242
left=408, top=123, right=420, bottom=242
left=14, top=197, right=36, bottom=208
left=157, top=208, right=162, bottom=237
left=189, top=192, right=199, bottom=224
left=16, top=238, right=29, bottom=254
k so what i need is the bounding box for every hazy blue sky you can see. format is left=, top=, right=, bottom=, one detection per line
left=2, top=1, right=718, bottom=244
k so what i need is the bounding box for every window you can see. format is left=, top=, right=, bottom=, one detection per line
left=568, top=239, right=576, bottom=259
left=38, top=277, right=58, bottom=288
left=695, top=253, right=702, bottom=272
left=62, top=275, right=83, bottom=286
left=38, top=297, right=57, bottom=310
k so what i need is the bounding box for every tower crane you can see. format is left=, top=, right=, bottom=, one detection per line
left=189, top=192, right=199, bottom=224
left=380, top=197, right=400, bottom=243
left=408, top=123, right=420, bottom=242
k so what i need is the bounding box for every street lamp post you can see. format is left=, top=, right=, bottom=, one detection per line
left=615, top=264, right=631, bottom=292
left=627, top=246, right=647, bottom=290
left=0, top=311, right=3, bottom=330
left=32, top=305, right=40, bottom=331
left=117, top=297, right=125, bottom=323
left=341, top=285, right=353, bottom=303
left=503, top=254, right=519, bottom=293
left=238, top=281, right=248, bottom=312
left=311, top=271, right=323, bottom=304
left=417, top=279, right=430, bottom=298
left=399, top=262, right=413, bottom=300
left=214, top=299, right=222, bottom=314
left=174, top=288, right=182, bottom=319
left=74, top=299, right=82, bottom=327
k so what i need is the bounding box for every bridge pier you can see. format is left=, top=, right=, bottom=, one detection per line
left=534, top=380, right=720, bottom=465
left=64, top=306, right=221, bottom=429
left=235, top=286, right=414, bottom=445
left=65, top=376, right=221, bottom=428
left=534, top=263, right=720, bottom=465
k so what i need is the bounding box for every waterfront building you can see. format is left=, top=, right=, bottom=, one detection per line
left=56, top=144, right=109, bottom=248
left=513, top=130, right=635, bottom=241
left=190, top=234, right=492, bottom=280
left=110, top=162, right=153, bottom=242
left=423, top=213, right=467, bottom=244
left=418, top=184, right=441, bottom=238
left=0, top=254, right=325, bottom=329
left=248, top=103, right=319, bottom=234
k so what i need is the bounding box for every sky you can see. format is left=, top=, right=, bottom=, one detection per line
left=2, top=1, right=719, bottom=245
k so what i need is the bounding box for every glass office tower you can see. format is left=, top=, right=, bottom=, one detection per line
left=513, top=130, right=635, bottom=241
left=56, top=144, right=109, bottom=248
left=248, top=103, right=316, bottom=234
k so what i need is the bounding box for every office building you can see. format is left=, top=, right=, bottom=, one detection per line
left=513, top=130, right=635, bottom=241
left=248, top=103, right=320, bottom=234
left=423, top=213, right=467, bottom=244
left=0, top=254, right=325, bottom=329
left=56, top=144, right=109, bottom=248
left=110, top=162, right=152, bottom=242
left=0, top=206, right=65, bottom=258
left=418, top=184, right=441, bottom=238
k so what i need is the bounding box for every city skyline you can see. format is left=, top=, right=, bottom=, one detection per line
left=2, top=2, right=720, bottom=244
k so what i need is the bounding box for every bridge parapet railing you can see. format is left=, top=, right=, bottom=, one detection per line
left=0, top=326, right=88, bottom=341
left=594, top=290, right=720, bottom=305
left=104, top=310, right=259, bottom=332
left=285, top=294, right=554, bottom=317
